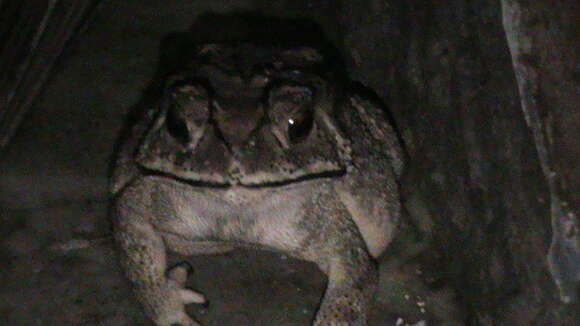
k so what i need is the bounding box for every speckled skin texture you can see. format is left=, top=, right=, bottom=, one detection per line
left=111, top=43, right=404, bottom=326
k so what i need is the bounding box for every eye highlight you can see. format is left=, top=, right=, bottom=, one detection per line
left=287, top=102, right=314, bottom=144
left=268, top=83, right=316, bottom=147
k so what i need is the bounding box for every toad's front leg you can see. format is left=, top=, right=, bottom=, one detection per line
left=314, top=249, right=377, bottom=326
left=309, top=219, right=378, bottom=326
left=112, top=191, right=206, bottom=326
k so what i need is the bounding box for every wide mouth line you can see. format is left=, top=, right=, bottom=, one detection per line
left=238, top=169, right=346, bottom=188
left=141, top=167, right=346, bottom=189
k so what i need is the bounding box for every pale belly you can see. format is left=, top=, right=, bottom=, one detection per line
left=147, top=176, right=330, bottom=254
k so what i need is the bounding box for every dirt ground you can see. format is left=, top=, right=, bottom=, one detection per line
left=0, top=1, right=462, bottom=325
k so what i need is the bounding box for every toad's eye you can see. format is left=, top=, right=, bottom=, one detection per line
left=165, top=82, right=210, bottom=146
left=268, top=84, right=315, bottom=146
left=287, top=102, right=314, bottom=144
left=166, top=104, right=191, bottom=144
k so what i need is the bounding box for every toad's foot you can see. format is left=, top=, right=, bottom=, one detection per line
left=144, top=262, right=207, bottom=326
left=167, top=262, right=207, bottom=305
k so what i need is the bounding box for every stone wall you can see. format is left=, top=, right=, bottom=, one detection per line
left=341, top=0, right=578, bottom=324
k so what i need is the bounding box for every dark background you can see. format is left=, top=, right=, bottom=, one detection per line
left=0, top=1, right=578, bottom=325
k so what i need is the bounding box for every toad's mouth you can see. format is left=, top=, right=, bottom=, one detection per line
left=139, top=164, right=347, bottom=188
